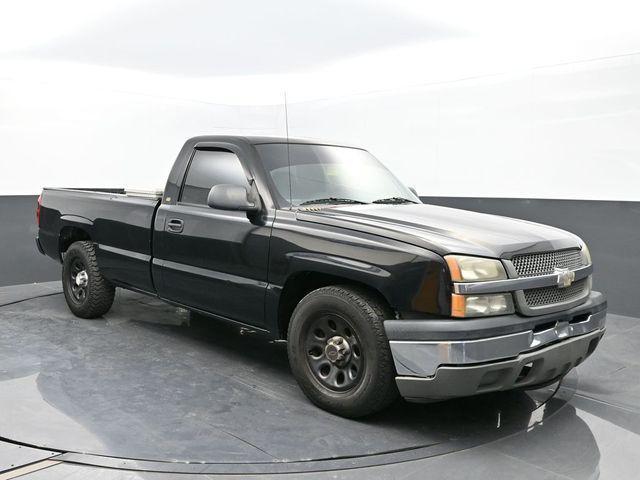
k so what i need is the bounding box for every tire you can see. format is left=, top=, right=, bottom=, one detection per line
left=287, top=285, right=398, bottom=418
left=62, top=240, right=115, bottom=319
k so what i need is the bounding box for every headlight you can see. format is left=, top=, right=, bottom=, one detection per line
left=445, top=255, right=507, bottom=282
left=451, top=293, right=515, bottom=317
left=446, top=255, right=512, bottom=317
left=581, top=244, right=592, bottom=265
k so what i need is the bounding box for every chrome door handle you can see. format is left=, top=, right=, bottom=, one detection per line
left=166, top=218, right=184, bottom=233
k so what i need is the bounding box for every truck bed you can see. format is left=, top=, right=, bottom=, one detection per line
left=38, top=188, right=163, bottom=292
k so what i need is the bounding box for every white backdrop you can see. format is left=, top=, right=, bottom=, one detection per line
left=0, top=62, right=286, bottom=194
left=287, top=54, right=640, bottom=201
left=1, top=0, right=639, bottom=200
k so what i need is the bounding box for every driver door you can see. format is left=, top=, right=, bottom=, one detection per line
left=153, top=148, right=271, bottom=328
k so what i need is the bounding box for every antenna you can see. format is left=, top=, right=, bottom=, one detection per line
left=284, top=91, right=292, bottom=208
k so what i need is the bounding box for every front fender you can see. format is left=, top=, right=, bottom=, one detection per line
left=286, top=251, right=392, bottom=280
left=266, top=213, right=453, bottom=336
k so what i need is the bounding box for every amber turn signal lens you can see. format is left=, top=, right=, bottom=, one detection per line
left=446, top=256, right=463, bottom=282
left=451, top=294, right=467, bottom=317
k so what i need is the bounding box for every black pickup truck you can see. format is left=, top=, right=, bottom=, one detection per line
left=36, top=135, right=607, bottom=417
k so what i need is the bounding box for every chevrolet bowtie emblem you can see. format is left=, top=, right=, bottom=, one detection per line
left=554, top=267, right=575, bottom=288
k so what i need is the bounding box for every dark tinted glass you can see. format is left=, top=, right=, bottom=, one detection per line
left=181, top=150, right=248, bottom=205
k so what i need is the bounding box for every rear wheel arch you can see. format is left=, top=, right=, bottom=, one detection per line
left=59, top=226, right=92, bottom=257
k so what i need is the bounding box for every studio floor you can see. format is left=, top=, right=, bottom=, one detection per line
left=0, top=282, right=639, bottom=479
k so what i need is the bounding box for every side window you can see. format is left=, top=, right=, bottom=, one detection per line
left=180, top=150, right=248, bottom=205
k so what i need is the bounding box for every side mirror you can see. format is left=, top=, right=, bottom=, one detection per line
left=409, top=186, right=418, bottom=197
left=207, top=182, right=260, bottom=212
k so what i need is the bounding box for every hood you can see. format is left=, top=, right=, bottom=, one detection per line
left=297, top=203, right=582, bottom=258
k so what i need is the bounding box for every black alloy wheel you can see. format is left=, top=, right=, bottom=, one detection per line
left=304, top=311, right=364, bottom=392
left=67, top=257, right=89, bottom=304
left=287, top=285, right=398, bottom=418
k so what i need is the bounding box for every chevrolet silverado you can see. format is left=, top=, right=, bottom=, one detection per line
left=36, top=136, right=606, bottom=417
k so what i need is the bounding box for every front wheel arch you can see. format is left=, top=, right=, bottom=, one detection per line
left=277, top=271, right=395, bottom=340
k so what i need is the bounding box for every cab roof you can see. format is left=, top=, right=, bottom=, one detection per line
left=186, top=135, right=363, bottom=150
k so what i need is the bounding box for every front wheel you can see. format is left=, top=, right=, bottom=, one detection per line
left=62, top=241, right=115, bottom=319
left=287, top=285, right=398, bottom=418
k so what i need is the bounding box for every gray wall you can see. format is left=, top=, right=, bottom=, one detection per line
left=0, top=196, right=60, bottom=287
left=1, top=195, right=637, bottom=316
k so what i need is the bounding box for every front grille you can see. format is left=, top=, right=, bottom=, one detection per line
left=509, top=248, right=589, bottom=313
left=523, top=278, right=589, bottom=307
left=512, top=248, right=584, bottom=277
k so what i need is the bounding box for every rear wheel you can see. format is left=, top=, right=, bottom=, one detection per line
left=287, top=285, right=398, bottom=418
left=62, top=241, right=115, bottom=318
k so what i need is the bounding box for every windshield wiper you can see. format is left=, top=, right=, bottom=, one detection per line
left=372, top=197, right=419, bottom=204
left=300, top=197, right=367, bottom=206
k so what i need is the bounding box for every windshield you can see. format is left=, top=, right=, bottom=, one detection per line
left=255, top=143, right=419, bottom=208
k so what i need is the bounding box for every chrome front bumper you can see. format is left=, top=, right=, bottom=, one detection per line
left=385, top=292, right=607, bottom=400
left=395, top=328, right=604, bottom=401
